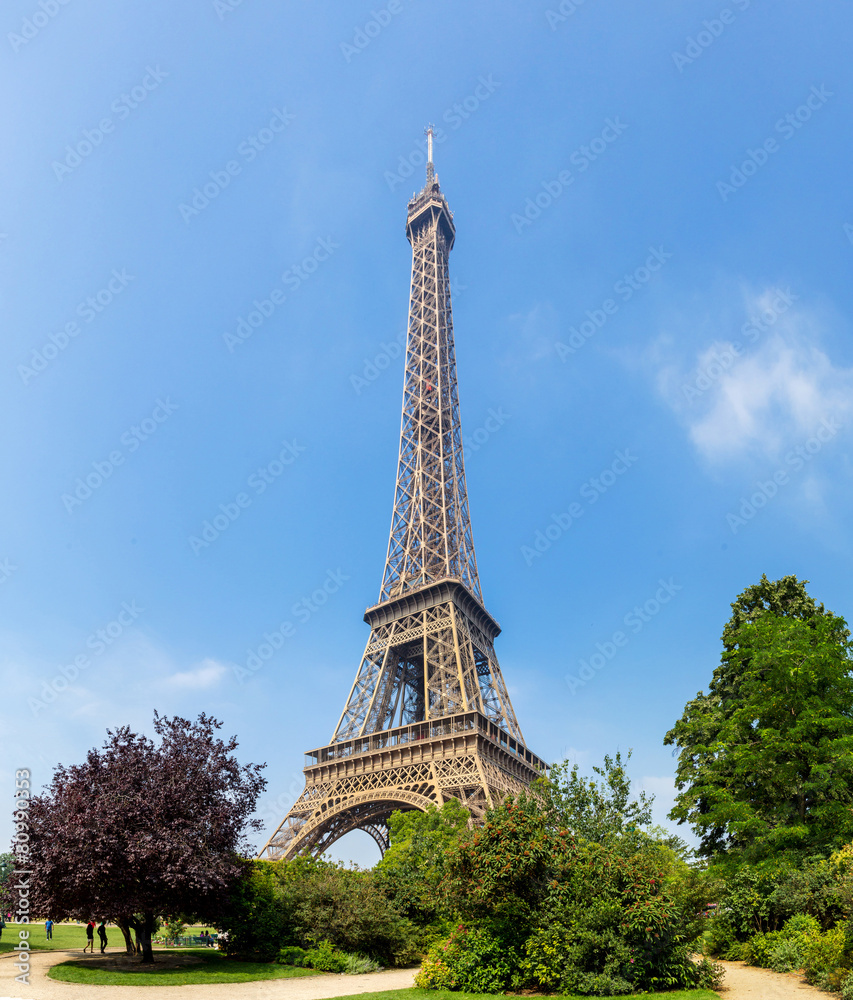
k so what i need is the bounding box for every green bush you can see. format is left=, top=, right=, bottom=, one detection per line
left=741, top=930, right=780, bottom=966
left=282, top=856, right=418, bottom=965
left=277, top=940, right=381, bottom=975
left=803, top=922, right=850, bottom=985
left=841, top=970, right=853, bottom=1000
left=277, top=945, right=308, bottom=966
left=303, top=939, right=349, bottom=973
left=221, top=861, right=295, bottom=961
left=769, top=935, right=803, bottom=973
left=416, top=926, right=519, bottom=993
left=705, top=914, right=743, bottom=959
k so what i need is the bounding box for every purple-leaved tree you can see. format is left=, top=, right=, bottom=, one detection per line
left=17, top=712, right=266, bottom=963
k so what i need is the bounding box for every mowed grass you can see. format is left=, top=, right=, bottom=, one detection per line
left=0, top=921, right=218, bottom=953
left=0, top=921, right=91, bottom=953
left=48, top=949, right=320, bottom=986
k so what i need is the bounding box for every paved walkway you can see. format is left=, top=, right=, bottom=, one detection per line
left=0, top=950, right=418, bottom=1000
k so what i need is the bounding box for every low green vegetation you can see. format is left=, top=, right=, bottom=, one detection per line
left=48, top=949, right=319, bottom=986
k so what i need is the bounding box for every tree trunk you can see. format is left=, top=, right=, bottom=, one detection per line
left=115, top=917, right=137, bottom=956
left=139, top=911, right=155, bottom=964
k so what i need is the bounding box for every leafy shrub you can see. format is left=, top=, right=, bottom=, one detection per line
left=841, top=970, right=853, bottom=1000
left=162, top=915, right=187, bottom=942
left=278, top=940, right=381, bottom=974
left=282, top=857, right=419, bottom=965
left=693, top=956, right=725, bottom=990
left=769, top=935, right=803, bottom=973
left=415, top=926, right=519, bottom=993
left=343, top=953, right=382, bottom=974
left=303, top=939, right=349, bottom=973
left=277, top=945, right=308, bottom=966
left=803, top=922, right=850, bottom=985
left=705, top=914, right=743, bottom=959
left=559, top=970, right=633, bottom=996
left=741, top=930, right=780, bottom=966
left=785, top=912, right=822, bottom=937
left=221, top=861, right=295, bottom=961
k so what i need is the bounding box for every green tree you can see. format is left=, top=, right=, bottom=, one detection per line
left=534, top=750, right=654, bottom=847
left=220, top=860, right=295, bottom=961
left=666, top=584, right=853, bottom=862
left=0, top=852, right=14, bottom=885
left=374, top=799, right=469, bottom=925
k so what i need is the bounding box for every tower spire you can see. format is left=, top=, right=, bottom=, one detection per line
left=425, top=123, right=435, bottom=184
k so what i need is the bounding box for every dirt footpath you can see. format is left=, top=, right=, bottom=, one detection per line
left=0, top=950, right=418, bottom=1000
left=716, top=959, right=832, bottom=999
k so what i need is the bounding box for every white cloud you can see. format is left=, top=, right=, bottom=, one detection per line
left=164, top=657, right=228, bottom=690
left=656, top=288, right=853, bottom=465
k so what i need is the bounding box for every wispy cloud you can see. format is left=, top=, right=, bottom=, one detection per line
left=654, top=287, right=853, bottom=465
left=163, top=657, right=228, bottom=690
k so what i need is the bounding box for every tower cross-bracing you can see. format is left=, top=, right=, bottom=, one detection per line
left=260, top=132, right=545, bottom=860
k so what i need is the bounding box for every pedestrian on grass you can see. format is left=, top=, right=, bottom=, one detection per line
left=0, top=914, right=5, bottom=941
left=98, top=920, right=107, bottom=954
left=45, top=918, right=53, bottom=940
left=84, top=919, right=95, bottom=953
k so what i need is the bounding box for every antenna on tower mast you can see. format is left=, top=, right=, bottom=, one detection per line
left=425, top=124, right=435, bottom=184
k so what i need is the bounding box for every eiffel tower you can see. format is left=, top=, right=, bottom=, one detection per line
left=260, top=129, right=545, bottom=860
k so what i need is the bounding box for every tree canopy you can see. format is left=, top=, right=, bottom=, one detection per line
left=534, top=750, right=654, bottom=847
left=22, top=712, right=266, bottom=962
left=666, top=575, right=853, bottom=862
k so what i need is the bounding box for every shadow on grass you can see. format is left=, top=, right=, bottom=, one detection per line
left=48, top=948, right=321, bottom=986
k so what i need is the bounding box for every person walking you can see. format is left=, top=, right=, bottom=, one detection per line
left=97, top=920, right=108, bottom=954
left=83, top=919, right=95, bottom=953
left=45, top=918, right=53, bottom=940
left=0, top=914, right=5, bottom=941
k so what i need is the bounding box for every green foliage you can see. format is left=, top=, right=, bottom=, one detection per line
left=842, top=970, right=853, bottom=1000
left=282, top=856, right=418, bottom=965
left=705, top=915, right=743, bottom=959
left=533, top=750, right=654, bottom=847
left=375, top=800, right=470, bottom=926
left=416, top=926, right=520, bottom=993
left=769, top=935, right=803, bottom=973
left=277, top=939, right=382, bottom=974
left=429, top=782, right=713, bottom=995
left=666, top=575, right=853, bottom=863
left=220, top=860, right=295, bottom=961
left=0, top=853, right=14, bottom=886
left=802, top=921, right=850, bottom=985
left=162, top=915, right=188, bottom=941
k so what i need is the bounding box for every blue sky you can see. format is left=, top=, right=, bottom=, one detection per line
left=2, top=0, right=852, bottom=866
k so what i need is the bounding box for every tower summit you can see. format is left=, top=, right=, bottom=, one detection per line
left=260, top=139, right=544, bottom=860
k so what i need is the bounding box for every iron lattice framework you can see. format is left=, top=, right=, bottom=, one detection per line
left=260, top=134, right=544, bottom=861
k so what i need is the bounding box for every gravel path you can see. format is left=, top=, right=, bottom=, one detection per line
left=0, top=950, right=418, bottom=1000
left=715, top=959, right=831, bottom=999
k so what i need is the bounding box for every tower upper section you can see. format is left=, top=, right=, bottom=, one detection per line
left=379, top=137, right=481, bottom=606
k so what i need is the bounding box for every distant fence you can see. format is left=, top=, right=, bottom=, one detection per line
left=154, top=934, right=219, bottom=947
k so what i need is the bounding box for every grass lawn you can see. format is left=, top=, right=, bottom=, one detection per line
left=318, top=992, right=721, bottom=1000
left=0, top=920, right=218, bottom=954
left=48, top=949, right=320, bottom=986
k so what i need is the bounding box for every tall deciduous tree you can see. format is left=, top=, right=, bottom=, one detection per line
left=22, top=713, right=265, bottom=962
left=666, top=576, right=853, bottom=862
